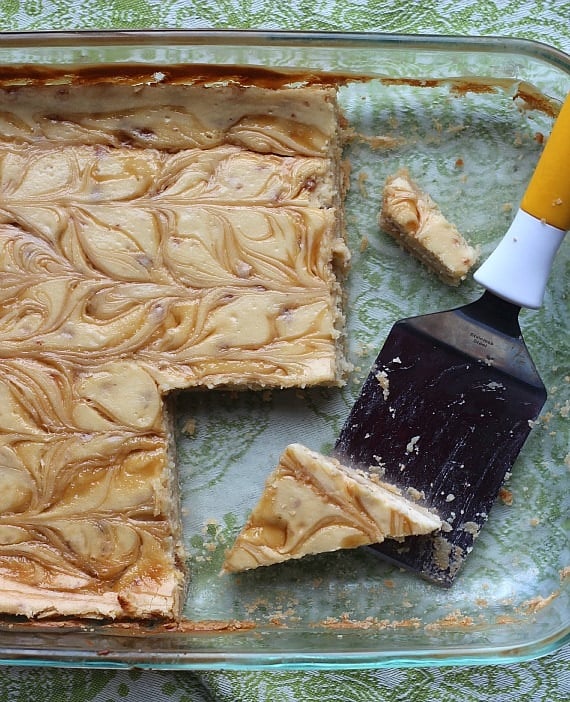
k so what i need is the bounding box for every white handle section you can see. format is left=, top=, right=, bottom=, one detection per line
left=473, top=209, right=566, bottom=309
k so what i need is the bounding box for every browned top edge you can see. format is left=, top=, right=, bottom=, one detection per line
left=0, top=63, right=345, bottom=88
left=0, top=63, right=560, bottom=118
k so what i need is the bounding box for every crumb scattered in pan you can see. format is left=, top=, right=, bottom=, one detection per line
left=560, top=566, right=570, bottom=581
left=460, top=522, right=480, bottom=536
left=17, top=618, right=257, bottom=634
left=175, top=619, right=256, bottom=633
left=371, top=454, right=385, bottom=468
left=359, top=236, right=369, bottom=252
left=540, top=411, right=553, bottom=425
left=534, top=131, right=544, bottom=144
left=424, top=610, right=475, bottom=630
left=368, top=462, right=386, bottom=479
left=353, top=134, right=404, bottom=150
left=495, top=614, right=519, bottom=624
left=406, top=487, right=425, bottom=502
left=317, top=614, right=421, bottom=630
left=268, top=616, right=289, bottom=627
left=432, top=536, right=452, bottom=570
left=485, top=381, right=504, bottom=391
left=529, top=517, right=540, bottom=527
left=357, top=171, right=369, bottom=197
left=431, top=536, right=465, bottom=577
left=183, top=418, right=197, bottom=436
left=374, top=369, right=390, bottom=400
left=446, top=124, right=467, bottom=135
left=518, top=591, right=559, bottom=615
left=499, top=487, right=513, bottom=505
left=502, top=202, right=513, bottom=213
left=406, top=436, right=420, bottom=454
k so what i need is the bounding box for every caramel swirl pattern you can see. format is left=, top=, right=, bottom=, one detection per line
left=0, top=84, right=338, bottom=156
left=0, top=144, right=335, bottom=205
left=222, top=444, right=441, bottom=573
left=0, top=82, right=346, bottom=618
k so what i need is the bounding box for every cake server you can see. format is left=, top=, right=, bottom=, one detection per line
left=334, top=92, right=570, bottom=586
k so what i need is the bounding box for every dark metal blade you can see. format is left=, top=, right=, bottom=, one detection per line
left=334, top=291, right=547, bottom=586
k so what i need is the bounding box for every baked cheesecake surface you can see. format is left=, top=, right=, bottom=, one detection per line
left=222, top=443, right=442, bottom=573
left=0, top=78, right=348, bottom=619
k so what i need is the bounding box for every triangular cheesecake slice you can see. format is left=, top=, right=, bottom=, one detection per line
left=222, top=443, right=441, bottom=573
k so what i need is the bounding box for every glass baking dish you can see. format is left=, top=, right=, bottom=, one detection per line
left=0, top=30, right=568, bottom=670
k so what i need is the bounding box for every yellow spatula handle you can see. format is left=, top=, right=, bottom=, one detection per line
left=521, top=92, right=570, bottom=231
left=474, top=91, right=569, bottom=308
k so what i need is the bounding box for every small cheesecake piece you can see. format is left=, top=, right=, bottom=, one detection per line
left=379, top=169, right=478, bottom=285
left=222, top=443, right=441, bottom=573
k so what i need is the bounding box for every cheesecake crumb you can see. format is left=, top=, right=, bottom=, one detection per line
left=357, top=171, right=369, bottom=197
left=406, top=436, right=420, bottom=454
left=183, top=418, right=197, bottom=436
left=375, top=370, right=390, bottom=400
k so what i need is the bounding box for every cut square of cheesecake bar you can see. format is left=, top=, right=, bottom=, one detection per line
left=0, top=71, right=348, bottom=619
left=222, top=443, right=442, bottom=573
left=379, top=169, right=478, bottom=285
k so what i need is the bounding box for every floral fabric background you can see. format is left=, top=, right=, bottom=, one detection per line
left=0, top=1, right=568, bottom=701
left=0, top=0, right=568, bottom=50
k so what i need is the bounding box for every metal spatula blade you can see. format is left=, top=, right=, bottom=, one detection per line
left=335, top=292, right=545, bottom=585
left=334, top=92, right=570, bottom=586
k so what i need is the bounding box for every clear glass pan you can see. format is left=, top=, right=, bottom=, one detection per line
left=0, top=30, right=568, bottom=670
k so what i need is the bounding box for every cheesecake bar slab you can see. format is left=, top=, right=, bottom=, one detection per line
left=0, top=75, right=348, bottom=619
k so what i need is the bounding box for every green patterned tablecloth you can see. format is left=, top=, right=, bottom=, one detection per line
left=0, top=1, right=568, bottom=700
